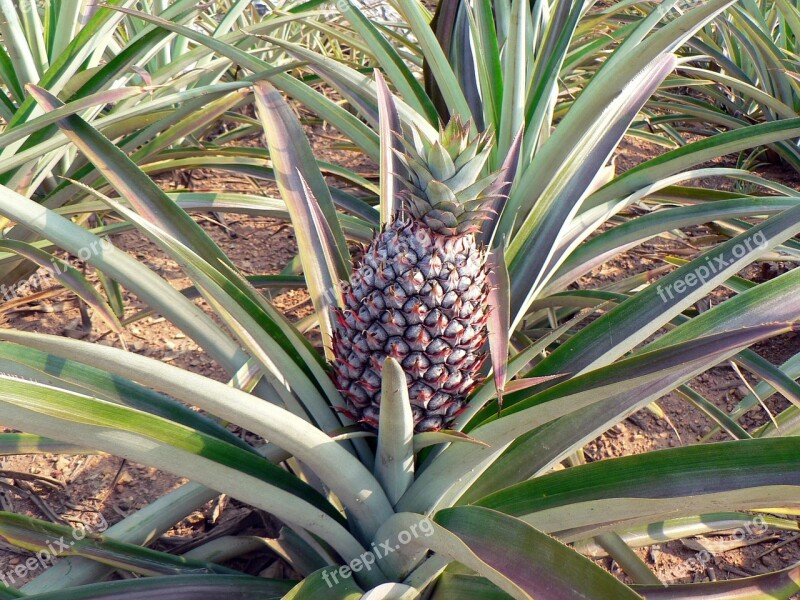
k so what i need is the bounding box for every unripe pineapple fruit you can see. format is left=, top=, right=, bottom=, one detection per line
left=331, top=117, right=500, bottom=432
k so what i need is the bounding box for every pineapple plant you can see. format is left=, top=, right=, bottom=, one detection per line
left=330, top=118, right=500, bottom=432
left=1, top=1, right=800, bottom=598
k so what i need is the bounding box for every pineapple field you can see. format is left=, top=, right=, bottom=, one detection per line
left=0, top=0, right=799, bottom=598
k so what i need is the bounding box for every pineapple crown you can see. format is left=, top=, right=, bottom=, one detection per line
left=396, top=116, right=502, bottom=236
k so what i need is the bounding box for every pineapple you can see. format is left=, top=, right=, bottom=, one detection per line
left=331, top=117, right=504, bottom=432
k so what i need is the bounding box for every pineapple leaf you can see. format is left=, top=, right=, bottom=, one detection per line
left=379, top=508, right=641, bottom=600
left=633, top=563, right=800, bottom=599
left=254, top=80, right=351, bottom=357
left=530, top=202, right=800, bottom=378
left=0, top=340, right=257, bottom=453
left=427, top=141, right=458, bottom=181
left=0, top=374, right=363, bottom=558
left=341, top=3, right=437, bottom=123
left=477, top=437, right=800, bottom=541
left=15, top=574, right=296, bottom=599
left=497, top=0, right=527, bottom=160
left=24, top=84, right=237, bottom=273
left=0, top=433, right=91, bottom=456
left=375, top=357, right=415, bottom=506
left=486, top=244, right=510, bottom=413
left=502, top=375, right=568, bottom=394
left=101, top=4, right=382, bottom=162
left=23, top=482, right=219, bottom=592
left=0, top=512, right=236, bottom=576
left=376, top=69, right=406, bottom=228
left=413, top=430, right=489, bottom=452
left=507, top=53, right=677, bottom=326
left=361, top=584, right=418, bottom=599
left=392, top=0, right=473, bottom=125
left=0, top=329, right=394, bottom=553
left=0, top=181, right=246, bottom=374
left=0, top=239, right=122, bottom=333
left=478, top=127, right=522, bottom=248
left=401, top=324, right=794, bottom=512
left=299, top=170, right=353, bottom=289
left=282, top=566, right=364, bottom=599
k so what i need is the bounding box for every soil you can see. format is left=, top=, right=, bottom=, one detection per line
left=0, top=119, right=798, bottom=592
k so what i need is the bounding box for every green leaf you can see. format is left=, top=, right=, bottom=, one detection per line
left=0, top=374, right=341, bottom=518
left=593, top=532, right=660, bottom=585
left=507, top=54, right=677, bottom=325
left=477, top=438, right=800, bottom=539
left=468, top=0, right=503, bottom=131
left=428, top=507, right=642, bottom=599
left=20, top=574, right=295, bottom=600
left=281, top=566, right=363, bottom=600
left=486, top=244, right=510, bottom=410
left=633, top=563, right=800, bottom=599
left=414, top=430, right=489, bottom=452
left=0, top=512, right=236, bottom=576
left=374, top=357, right=415, bottom=506
left=572, top=512, right=800, bottom=556
left=429, top=573, right=512, bottom=600
left=100, top=4, right=380, bottom=159
left=497, top=0, right=527, bottom=158
left=0, top=433, right=90, bottom=456
left=529, top=201, right=800, bottom=380
left=338, top=2, right=437, bottom=123
left=550, top=196, right=800, bottom=293
left=0, top=585, right=22, bottom=600
left=0, top=0, right=41, bottom=93
left=0, top=182, right=247, bottom=375
left=392, top=0, right=473, bottom=124
left=376, top=69, right=405, bottom=227
left=0, top=329, right=393, bottom=551
left=402, top=324, right=793, bottom=512
left=23, top=482, right=218, bottom=592
left=522, top=0, right=582, bottom=155
left=0, top=340, right=257, bottom=453
left=68, top=179, right=346, bottom=436
left=0, top=374, right=381, bottom=571
left=254, top=80, right=351, bottom=357
left=586, top=117, right=800, bottom=211
left=26, top=84, right=237, bottom=272
left=361, top=583, right=418, bottom=600
left=0, top=239, right=121, bottom=332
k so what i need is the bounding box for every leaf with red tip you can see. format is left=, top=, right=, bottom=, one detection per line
left=423, top=507, right=641, bottom=599
left=479, top=127, right=523, bottom=248
left=375, top=70, right=406, bottom=227
left=254, top=81, right=352, bottom=357
left=503, top=374, right=568, bottom=394
left=298, top=171, right=352, bottom=286
left=414, top=430, right=490, bottom=452
left=486, top=244, right=510, bottom=413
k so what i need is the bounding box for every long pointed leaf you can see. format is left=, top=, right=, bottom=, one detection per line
left=376, top=70, right=405, bottom=227
left=374, top=357, right=415, bottom=506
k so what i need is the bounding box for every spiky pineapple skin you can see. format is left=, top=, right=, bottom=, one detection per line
left=332, top=215, right=489, bottom=432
